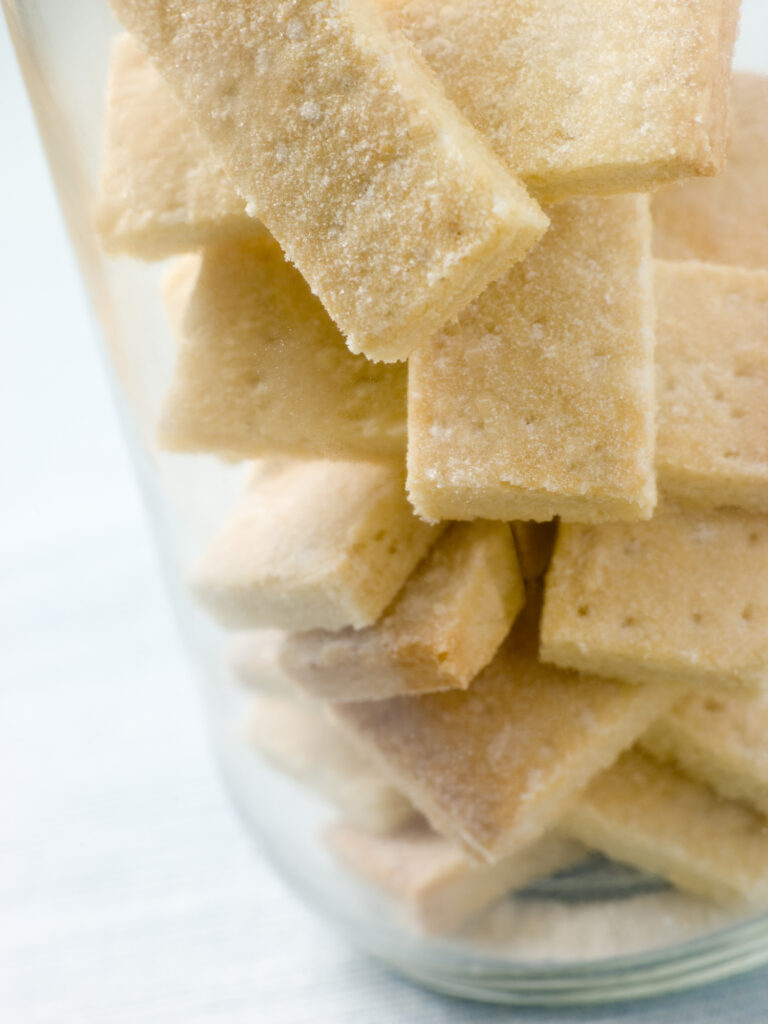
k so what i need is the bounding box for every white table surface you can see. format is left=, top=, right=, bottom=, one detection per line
left=3, top=9, right=768, bottom=1023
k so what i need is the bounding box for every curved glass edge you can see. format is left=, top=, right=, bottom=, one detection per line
left=210, top=687, right=768, bottom=1006
left=4, top=0, right=768, bottom=1008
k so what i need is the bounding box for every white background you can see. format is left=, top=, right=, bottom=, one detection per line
left=3, top=6, right=768, bottom=1022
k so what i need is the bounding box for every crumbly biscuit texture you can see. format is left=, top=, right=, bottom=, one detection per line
left=248, top=694, right=414, bottom=834
left=394, top=0, right=739, bottom=202
left=192, top=459, right=441, bottom=631
left=643, top=690, right=768, bottom=817
left=109, top=0, right=547, bottom=361
left=563, top=749, right=768, bottom=907
left=325, top=819, right=585, bottom=933
left=407, top=196, right=656, bottom=524
left=334, top=599, right=673, bottom=861
left=655, top=260, right=768, bottom=512
left=542, top=507, right=768, bottom=689
left=653, top=73, right=768, bottom=269
left=281, top=522, right=525, bottom=702
left=158, top=238, right=407, bottom=461
left=95, top=34, right=262, bottom=259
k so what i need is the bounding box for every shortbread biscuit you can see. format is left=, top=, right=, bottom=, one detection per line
left=281, top=522, right=524, bottom=702
left=655, top=261, right=768, bottom=512
left=541, top=506, right=768, bottom=689
left=563, top=749, right=768, bottom=907
left=95, top=34, right=262, bottom=260
left=511, top=522, right=558, bottom=582
left=392, top=0, right=739, bottom=202
left=643, top=690, right=768, bottom=817
left=653, top=73, right=768, bottom=270
left=326, top=819, right=585, bottom=933
left=248, top=695, right=414, bottom=834
left=159, top=239, right=407, bottom=461
left=192, top=459, right=440, bottom=631
left=334, top=600, right=672, bottom=861
left=227, top=630, right=292, bottom=693
left=109, top=0, right=547, bottom=362
left=407, top=196, right=656, bottom=524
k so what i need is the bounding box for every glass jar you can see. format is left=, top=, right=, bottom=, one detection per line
left=5, top=0, right=768, bottom=1005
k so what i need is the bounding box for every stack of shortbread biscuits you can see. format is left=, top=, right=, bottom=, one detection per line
left=99, top=0, right=768, bottom=934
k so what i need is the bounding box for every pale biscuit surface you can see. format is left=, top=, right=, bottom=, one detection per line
left=248, top=694, right=414, bottom=833
left=192, top=459, right=440, bottom=631
left=96, top=35, right=262, bottom=259
left=281, top=522, right=525, bottom=702
left=394, top=0, right=739, bottom=201
left=109, top=0, right=547, bottom=362
left=542, top=507, right=768, bottom=689
left=653, top=73, right=768, bottom=269
left=656, top=261, right=768, bottom=512
left=407, top=196, right=656, bottom=524
left=227, top=629, right=292, bottom=693
left=564, top=749, right=768, bottom=906
left=159, top=239, right=407, bottom=461
left=334, top=600, right=672, bottom=861
left=326, top=819, right=584, bottom=933
left=643, top=690, right=768, bottom=817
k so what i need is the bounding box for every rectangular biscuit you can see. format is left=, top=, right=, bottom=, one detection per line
left=655, top=260, right=768, bottom=512
left=248, top=694, right=414, bottom=834
left=108, top=0, right=547, bottom=362
left=563, top=749, right=768, bottom=907
left=95, top=34, right=262, bottom=260
left=653, top=73, right=768, bottom=270
left=642, top=690, right=768, bottom=817
left=407, top=196, right=656, bottom=524
left=334, top=597, right=673, bottom=861
left=541, top=506, right=768, bottom=689
left=325, top=819, right=585, bottom=934
left=158, top=239, right=407, bottom=462
left=391, top=0, right=739, bottom=202
left=281, top=522, right=525, bottom=702
left=192, top=459, right=440, bottom=632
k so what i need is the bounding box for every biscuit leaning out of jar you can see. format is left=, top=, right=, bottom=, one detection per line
left=108, top=0, right=547, bottom=361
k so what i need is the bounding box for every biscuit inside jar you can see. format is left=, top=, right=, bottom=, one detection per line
left=95, top=0, right=768, bottom=939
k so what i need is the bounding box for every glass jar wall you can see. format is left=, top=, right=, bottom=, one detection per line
left=5, top=0, right=768, bottom=1004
